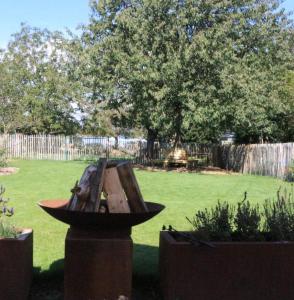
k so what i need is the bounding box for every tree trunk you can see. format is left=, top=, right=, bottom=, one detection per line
left=114, top=136, right=119, bottom=149
left=146, top=129, right=157, bottom=159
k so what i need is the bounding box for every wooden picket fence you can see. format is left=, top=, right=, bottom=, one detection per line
left=0, top=134, right=141, bottom=161
left=216, top=143, right=294, bottom=178
left=0, top=134, right=293, bottom=178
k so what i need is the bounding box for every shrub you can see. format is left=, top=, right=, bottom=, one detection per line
left=263, top=188, right=294, bottom=241
left=189, top=188, right=294, bottom=242
left=234, top=192, right=262, bottom=241
left=0, top=185, right=17, bottom=238
left=188, top=201, right=234, bottom=241
left=285, top=161, right=294, bottom=182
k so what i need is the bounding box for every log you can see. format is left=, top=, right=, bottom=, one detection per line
left=84, top=158, right=107, bottom=212
left=67, top=165, right=97, bottom=211
left=117, top=162, right=148, bottom=213
left=103, top=167, right=130, bottom=213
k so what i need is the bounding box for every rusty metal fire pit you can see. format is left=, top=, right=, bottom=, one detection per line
left=38, top=159, right=165, bottom=300
left=39, top=199, right=164, bottom=229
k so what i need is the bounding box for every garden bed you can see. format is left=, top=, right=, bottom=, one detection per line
left=0, top=167, right=19, bottom=176
left=160, top=231, right=294, bottom=300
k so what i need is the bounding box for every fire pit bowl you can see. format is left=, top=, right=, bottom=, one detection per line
left=39, top=199, right=165, bottom=229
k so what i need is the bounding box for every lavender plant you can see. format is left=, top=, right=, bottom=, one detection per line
left=189, top=187, right=294, bottom=242
left=263, top=187, right=294, bottom=241
left=234, top=192, right=262, bottom=241
left=0, top=185, right=17, bottom=238
left=188, top=201, right=234, bottom=241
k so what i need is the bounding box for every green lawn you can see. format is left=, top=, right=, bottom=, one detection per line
left=0, top=160, right=290, bottom=299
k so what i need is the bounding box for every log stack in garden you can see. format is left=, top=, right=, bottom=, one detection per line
left=67, top=158, right=148, bottom=214
left=39, top=158, right=164, bottom=300
left=64, top=159, right=149, bottom=300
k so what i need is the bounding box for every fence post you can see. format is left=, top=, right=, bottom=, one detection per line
left=64, top=136, right=69, bottom=161
left=106, top=137, right=110, bottom=159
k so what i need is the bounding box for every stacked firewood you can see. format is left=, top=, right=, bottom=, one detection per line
left=67, top=159, right=148, bottom=213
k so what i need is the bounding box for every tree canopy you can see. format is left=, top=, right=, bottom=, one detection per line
left=0, top=24, right=81, bottom=134
left=0, top=1, right=293, bottom=144
left=82, top=0, right=294, bottom=144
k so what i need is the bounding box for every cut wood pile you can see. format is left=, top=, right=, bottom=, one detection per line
left=67, top=159, right=148, bottom=213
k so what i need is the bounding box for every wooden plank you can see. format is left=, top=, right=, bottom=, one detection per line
left=67, top=164, right=98, bottom=211
left=117, top=162, right=148, bottom=213
left=84, top=158, right=107, bottom=212
left=103, top=167, right=130, bottom=213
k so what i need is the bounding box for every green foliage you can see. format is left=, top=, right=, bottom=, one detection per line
left=83, top=0, right=294, bottom=143
left=234, top=192, right=261, bottom=241
left=0, top=148, right=7, bottom=168
left=0, top=24, right=82, bottom=134
left=264, top=188, right=294, bottom=241
left=285, top=161, right=294, bottom=182
left=190, top=188, right=294, bottom=241
left=0, top=185, right=17, bottom=238
left=190, top=201, right=234, bottom=241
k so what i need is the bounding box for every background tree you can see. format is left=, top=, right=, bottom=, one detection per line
left=82, top=0, right=294, bottom=151
left=0, top=24, right=82, bottom=134
left=0, top=50, right=26, bottom=133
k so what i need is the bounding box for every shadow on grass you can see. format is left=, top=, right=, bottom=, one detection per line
left=30, top=244, right=162, bottom=300
left=30, top=259, right=64, bottom=300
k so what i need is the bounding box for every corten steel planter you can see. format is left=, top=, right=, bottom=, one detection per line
left=39, top=199, right=164, bottom=300
left=0, top=228, right=33, bottom=300
left=159, top=231, right=294, bottom=300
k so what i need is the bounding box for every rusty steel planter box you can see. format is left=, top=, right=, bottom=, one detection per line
left=0, top=228, right=33, bottom=300
left=159, top=231, right=294, bottom=300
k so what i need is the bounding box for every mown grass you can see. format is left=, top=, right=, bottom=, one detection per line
left=0, top=160, right=290, bottom=299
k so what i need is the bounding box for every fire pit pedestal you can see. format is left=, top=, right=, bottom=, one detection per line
left=65, top=227, right=132, bottom=300
left=39, top=199, right=165, bottom=300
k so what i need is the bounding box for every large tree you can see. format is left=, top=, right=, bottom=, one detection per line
left=0, top=24, right=82, bottom=134
left=82, top=0, right=293, bottom=149
left=0, top=50, right=26, bottom=133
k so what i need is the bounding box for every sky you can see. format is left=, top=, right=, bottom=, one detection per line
left=0, top=0, right=293, bottom=49
left=0, top=0, right=90, bottom=48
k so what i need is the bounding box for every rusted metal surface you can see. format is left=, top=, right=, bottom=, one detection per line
left=39, top=199, right=164, bottom=300
left=64, top=228, right=132, bottom=300
left=39, top=199, right=164, bottom=229
left=160, top=231, right=294, bottom=300
left=0, top=229, right=33, bottom=300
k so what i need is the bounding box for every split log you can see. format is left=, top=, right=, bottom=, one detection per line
left=103, top=167, right=130, bottom=213
left=117, top=162, right=148, bottom=213
left=84, top=158, right=107, bottom=212
left=67, top=165, right=97, bottom=211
